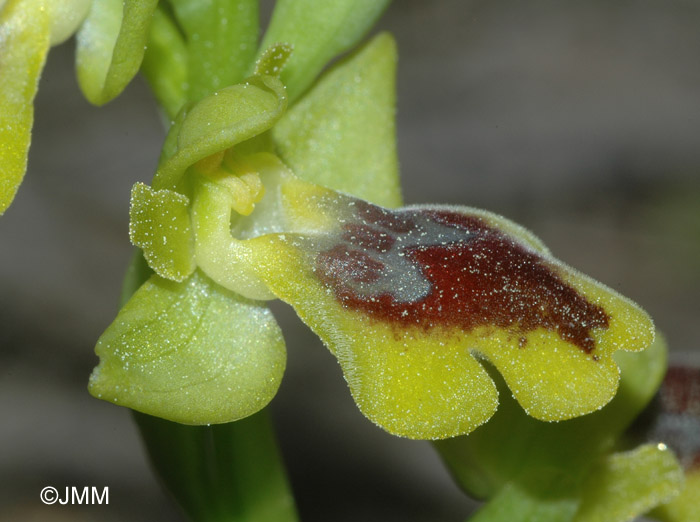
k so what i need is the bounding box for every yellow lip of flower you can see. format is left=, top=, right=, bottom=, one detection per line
left=189, top=164, right=655, bottom=440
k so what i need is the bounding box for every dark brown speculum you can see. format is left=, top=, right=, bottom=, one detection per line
left=315, top=201, right=609, bottom=353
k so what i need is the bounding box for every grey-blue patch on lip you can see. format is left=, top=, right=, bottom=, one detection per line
left=328, top=203, right=478, bottom=305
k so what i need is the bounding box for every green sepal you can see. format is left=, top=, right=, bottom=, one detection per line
left=273, top=33, right=402, bottom=207
left=134, top=410, right=299, bottom=522
left=573, top=444, right=683, bottom=522
left=129, top=182, right=195, bottom=282
left=168, top=0, right=259, bottom=104
left=653, top=469, right=700, bottom=522
left=153, top=75, right=287, bottom=191
left=75, top=0, right=158, bottom=105
left=0, top=0, right=50, bottom=215
left=435, top=334, right=668, bottom=500
left=257, top=0, right=390, bottom=102
left=469, top=481, right=580, bottom=522
left=89, top=270, right=286, bottom=425
left=141, top=5, right=188, bottom=119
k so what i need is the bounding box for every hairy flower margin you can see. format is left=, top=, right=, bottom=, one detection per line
left=2, top=1, right=698, bottom=521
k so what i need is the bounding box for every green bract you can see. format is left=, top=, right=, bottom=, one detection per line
left=140, top=6, right=189, bottom=119
left=134, top=411, right=299, bottom=522
left=142, top=0, right=260, bottom=119
left=574, top=444, right=682, bottom=522
left=168, top=0, right=259, bottom=105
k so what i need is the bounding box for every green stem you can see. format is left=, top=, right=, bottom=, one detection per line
left=134, top=410, right=299, bottom=522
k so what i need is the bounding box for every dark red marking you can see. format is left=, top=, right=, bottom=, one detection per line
left=660, top=366, right=700, bottom=470
left=342, top=224, right=395, bottom=252
left=640, top=366, right=700, bottom=471
left=661, top=367, right=700, bottom=416
left=317, top=208, right=609, bottom=353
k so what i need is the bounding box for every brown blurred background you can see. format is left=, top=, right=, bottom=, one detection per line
left=1, top=1, right=699, bottom=520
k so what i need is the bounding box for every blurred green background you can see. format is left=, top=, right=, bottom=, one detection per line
left=1, top=1, right=699, bottom=520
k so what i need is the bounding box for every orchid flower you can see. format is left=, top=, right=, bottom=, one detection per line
left=3, top=1, right=691, bottom=520
left=89, top=29, right=400, bottom=425
left=89, top=32, right=655, bottom=440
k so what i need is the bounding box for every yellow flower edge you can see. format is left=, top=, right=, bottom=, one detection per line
left=236, top=230, right=652, bottom=438
left=189, top=168, right=654, bottom=439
